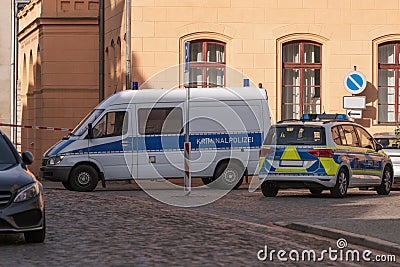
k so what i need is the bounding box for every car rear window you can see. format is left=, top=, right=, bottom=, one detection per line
left=264, top=125, right=326, bottom=145
left=0, top=134, right=18, bottom=170
left=375, top=138, right=399, bottom=149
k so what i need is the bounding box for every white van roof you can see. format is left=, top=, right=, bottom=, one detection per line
left=96, top=87, right=267, bottom=108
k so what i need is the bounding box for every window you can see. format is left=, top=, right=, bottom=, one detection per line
left=331, top=126, right=342, bottom=145
left=355, top=126, right=375, bottom=149
left=187, top=40, right=225, bottom=88
left=264, top=125, right=325, bottom=145
left=375, top=137, right=399, bottom=149
left=138, top=108, right=183, bottom=135
left=378, top=42, right=400, bottom=123
left=0, top=134, right=17, bottom=168
left=341, top=125, right=360, bottom=147
left=282, top=41, right=321, bottom=120
left=93, top=111, right=127, bottom=138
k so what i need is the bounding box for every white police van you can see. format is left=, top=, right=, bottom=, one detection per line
left=40, top=87, right=271, bottom=191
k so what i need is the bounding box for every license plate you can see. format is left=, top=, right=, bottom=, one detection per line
left=280, top=160, right=303, bottom=167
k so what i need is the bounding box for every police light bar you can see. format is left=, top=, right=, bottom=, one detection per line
left=300, top=114, right=350, bottom=121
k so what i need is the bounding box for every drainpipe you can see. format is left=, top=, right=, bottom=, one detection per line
left=125, top=0, right=131, bottom=89
left=11, top=0, right=30, bottom=145
left=99, top=0, right=104, bottom=101
left=11, top=0, right=17, bottom=144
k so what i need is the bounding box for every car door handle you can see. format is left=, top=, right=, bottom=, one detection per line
left=122, top=142, right=129, bottom=146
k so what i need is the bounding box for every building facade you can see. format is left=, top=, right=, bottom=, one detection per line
left=19, top=0, right=400, bottom=174
left=18, top=0, right=99, bottom=173
left=114, top=0, right=400, bottom=132
left=0, top=1, right=12, bottom=137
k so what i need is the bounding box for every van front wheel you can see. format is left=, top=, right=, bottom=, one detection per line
left=70, top=165, right=99, bottom=192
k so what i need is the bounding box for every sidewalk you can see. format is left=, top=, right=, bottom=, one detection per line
left=275, top=220, right=400, bottom=256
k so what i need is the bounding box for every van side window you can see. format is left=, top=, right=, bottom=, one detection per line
left=93, top=111, right=127, bottom=138
left=138, top=108, right=183, bottom=135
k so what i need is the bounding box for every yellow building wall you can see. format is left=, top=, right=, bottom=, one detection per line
left=111, top=0, right=400, bottom=134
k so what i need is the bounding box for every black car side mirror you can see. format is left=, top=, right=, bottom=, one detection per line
left=21, top=151, right=34, bottom=165
left=376, top=143, right=383, bottom=152
left=87, top=123, right=94, bottom=139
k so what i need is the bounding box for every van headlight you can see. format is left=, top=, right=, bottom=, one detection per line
left=47, top=155, right=64, bottom=165
left=14, top=182, right=40, bottom=203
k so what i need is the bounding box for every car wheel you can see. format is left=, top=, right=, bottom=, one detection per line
left=24, top=213, right=45, bottom=243
left=261, top=181, right=279, bottom=197
left=212, top=161, right=244, bottom=190
left=330, top=168, right=348, bottom=198
left=309, top=188, right=323, bottom=196
left=201, top=177, right=213, bottom=186
left=70, top=165, right=99, bottom=192
left=62, top=181, right=73, bottom=191
left=376, top=166, right=392, bottom=195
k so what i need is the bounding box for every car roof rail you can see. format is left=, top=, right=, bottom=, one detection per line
left=276, top=119, right=302, bottom=124
left=322, top=119, right=352, bottom=124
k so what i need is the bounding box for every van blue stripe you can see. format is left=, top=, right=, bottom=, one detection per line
left=62, top=132, right=263, bottom=155
left=46, top=140, right=75, bottom=156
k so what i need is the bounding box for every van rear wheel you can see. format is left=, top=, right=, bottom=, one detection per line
left=212, top=161, right=244, bottom=190
left=70, top=165, right=99, bottom=192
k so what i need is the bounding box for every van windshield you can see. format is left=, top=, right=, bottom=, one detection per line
left=264, top=125, right=326, bottom=145
left=71, top=109, right=104, bottom=136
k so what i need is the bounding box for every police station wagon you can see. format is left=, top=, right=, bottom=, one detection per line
left=257, top=114, right=393, bottom=198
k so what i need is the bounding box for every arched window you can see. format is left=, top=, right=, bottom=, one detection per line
left=282, top=41, right=322, bottom=120
left=116, top=37, right=122, bottom=91
left=378, top=42, right=400, bottom=123
left=110, top=40, right=116, bottom=93
left=35, top=46, right=41, bottom=91
left=28, top=50, right=34, bottom=93
left=187, top=40, right=225, bottom=88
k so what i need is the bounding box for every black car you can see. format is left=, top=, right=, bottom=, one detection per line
left=0, top=130, right=45, bottom=243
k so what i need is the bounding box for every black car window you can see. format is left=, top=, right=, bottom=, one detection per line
left=0, top=134, right=18, bottom=170
left=264, top=125, right=326, bottom=145
left=375, top=138, right=399, bottom=149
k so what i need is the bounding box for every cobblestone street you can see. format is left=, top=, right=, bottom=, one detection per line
left=0, top=183, right=399, bottom=266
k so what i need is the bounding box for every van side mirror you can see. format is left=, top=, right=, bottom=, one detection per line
left=376, top=143, right=383, bottom=152
left=87, top=123, right=94, bottom=139
left=21, top=151, right=34, bottom=165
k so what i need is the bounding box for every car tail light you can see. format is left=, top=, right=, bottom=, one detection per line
left=260, top=148, right=274, bottom=157
left=308, top=149, right=334, bottom=158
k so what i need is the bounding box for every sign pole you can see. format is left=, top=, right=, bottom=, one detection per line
left=184, top=42, right=191, bottom=195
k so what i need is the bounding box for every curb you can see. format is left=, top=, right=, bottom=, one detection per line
left=274, top=221, right=400, bottom=256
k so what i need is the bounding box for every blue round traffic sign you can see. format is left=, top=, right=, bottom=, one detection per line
left=343, top=71, right=367, bottom=94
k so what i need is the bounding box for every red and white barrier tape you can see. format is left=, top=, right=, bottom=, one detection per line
left=0, top=123, right=73, bottom=132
